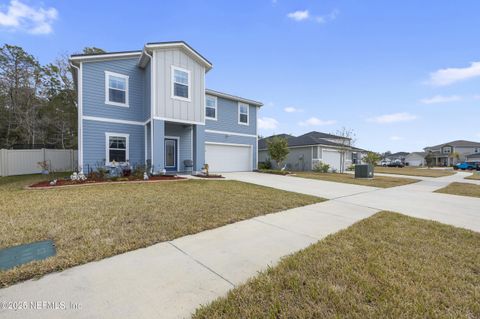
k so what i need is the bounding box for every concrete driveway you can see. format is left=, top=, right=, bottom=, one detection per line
left=1, top=171, right=479, bottom=319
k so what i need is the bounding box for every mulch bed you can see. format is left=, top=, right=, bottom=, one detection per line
left=28, top=175, right=185, bottom=189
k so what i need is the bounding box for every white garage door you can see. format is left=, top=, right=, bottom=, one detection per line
left=205, top=143, right=252, bottom=172
left=322, top=150, right=342, bottom=171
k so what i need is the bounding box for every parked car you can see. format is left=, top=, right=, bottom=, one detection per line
left=454, top=162, right=479, bottom=170
left=387, top=160, right=405, bottom=168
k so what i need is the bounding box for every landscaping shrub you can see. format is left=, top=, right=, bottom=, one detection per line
left=313, top=162, right=330, bottom=173
left=258, top=159, right=272, bottom=170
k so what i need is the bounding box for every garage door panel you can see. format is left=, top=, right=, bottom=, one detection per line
left=205, top=143, right=252, bottom=172
left=322, top=150, right=341, bottom=171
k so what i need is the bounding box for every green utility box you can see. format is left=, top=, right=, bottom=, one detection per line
left=355, top=164, right=374, bottom=178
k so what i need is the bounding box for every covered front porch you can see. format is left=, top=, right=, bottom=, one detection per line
left=146, top=120, right=204, bottom=174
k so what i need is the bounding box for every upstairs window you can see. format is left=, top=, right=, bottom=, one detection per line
left=206, top=95, right=217, bottom=120
left=171, top=66, right=190, bottom=100
left=238, top=102, right=249, bottom=125
left=105, top=71, right=129, bottom=107
left=106, top=133, right=129, bottom=164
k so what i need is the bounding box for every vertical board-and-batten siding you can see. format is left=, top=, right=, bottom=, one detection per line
left=154, top=49, right=205, bottom=123
left=205, top=96, right=257, bottom=135
left=82, top=57, right=146, bottom=122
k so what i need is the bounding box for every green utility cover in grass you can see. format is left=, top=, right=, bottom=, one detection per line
left=0, top=240, right=56, bottom=270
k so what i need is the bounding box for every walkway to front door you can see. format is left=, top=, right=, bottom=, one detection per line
left=164, top=138, right=178, bottom=172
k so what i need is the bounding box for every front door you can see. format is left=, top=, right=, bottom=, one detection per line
left=165, top=138, right=177, bottom=171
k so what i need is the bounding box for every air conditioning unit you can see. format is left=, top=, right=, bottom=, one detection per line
left=355, top=164, right=374, bottom=178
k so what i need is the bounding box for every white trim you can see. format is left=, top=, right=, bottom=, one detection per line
left=83, top=116, right=148, bottom=126
left=153, top=116, right=205, bottom=126
left=77, top=62, right=83, bottom=171
left=190, top=126, right=194, bottom=161
left=171, top=65, right=191, bottom=102
left=144, top=125, right=147, bottom=165
left=205, top=142, right=253, bottom=171
left=205, top=129, right=256, bottom=138
left=144, top=43, right=212, bottom=70
left=70, top=52, right=142, bottom=62
left=205, top=95, right=217, bottom=121
left=105, top=133, right=129, bottom=165
left=205, top=89, right=263, bottom=107
left=238, top=102, right=249, bottom=125
left=164, top=136, right=180, bottom=172
left=105, top=71, right=129, bottom=107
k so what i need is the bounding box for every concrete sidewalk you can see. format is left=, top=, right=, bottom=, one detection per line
left=1, top=171, right=479, bottom=319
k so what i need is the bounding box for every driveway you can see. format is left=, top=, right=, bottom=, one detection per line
left=1, top=171, right=479, bottom=319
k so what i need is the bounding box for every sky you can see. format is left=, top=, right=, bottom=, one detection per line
left=1, top=0, right=480, bottom=152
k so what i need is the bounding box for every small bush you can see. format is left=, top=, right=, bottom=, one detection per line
left=131, top=164, right=146, bottom=180
left=258, top=159, right=272, bottom=170
left=313, top=162, right=330, bottom=173
left=347, top=164, right=355, bottom=171
left=259, top=169, right=290, bottom=176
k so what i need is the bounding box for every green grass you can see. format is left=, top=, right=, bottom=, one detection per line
left=0, top=174, right=322, bottom=287
left=258, top=169, right=290, bottom=175
left=375, top=167, right=455, bottom=177
left=293, top=172, right=418, bottom=188
left=466, top=173, right=480, bottom=180
left=194, top=212, right=480, bottom=319
left=435, top=182, right=480, bottom=198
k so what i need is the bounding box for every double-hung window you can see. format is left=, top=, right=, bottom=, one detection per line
left=238, top=103, right=249, bottom=125
left=172, top=66, right=190, bottom=100
left=106, top=133, right=129, bottom=164
left=105, top=71, right=129, bottom=107
left=206, top=95, right=217, bottom=120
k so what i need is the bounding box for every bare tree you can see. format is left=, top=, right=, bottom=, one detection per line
left=335, top=127, right=356, bottom=173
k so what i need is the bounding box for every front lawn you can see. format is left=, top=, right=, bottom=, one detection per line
left=466, top=173, right=480, bottom=180
left=293, top=172, right=418, bottom=188
left=435, top=182, right=480, bottom=198
left=0, top=175, right=322, bottom=287
left=194, top=212, right=480, bottom=319
left=374, top=167, right=454, bottom=177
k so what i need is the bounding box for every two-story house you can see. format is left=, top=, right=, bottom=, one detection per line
left=70, top=41, right=262, bottom=174
left=423, top=140, right=480, bottom=166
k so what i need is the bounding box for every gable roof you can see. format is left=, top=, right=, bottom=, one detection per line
left=258, top=131, right=364, bottom=151
left=425, top=140, right=480, bottom=149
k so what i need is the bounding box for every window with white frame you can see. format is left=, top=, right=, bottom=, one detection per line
left=238, top=103, right=249, bottom=125
left=172, top=66, right=190, bottom=100
left=106, top=133, right=129, bottom=164
left=105, top=71, right=129, bottom=106
left=206, top=95, right=217, bottom=120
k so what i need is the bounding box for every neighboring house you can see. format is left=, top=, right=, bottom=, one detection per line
left=423, top=140, right=480, bottom=166
left=405, top=152, right=426, bottom=167
left=70, top=41, right=262, bottom=174
left=384, top=152, right=409, bottom=164
left=466, top=153, right=480, bottom=162
left=258, top=131, right=366, bottom=171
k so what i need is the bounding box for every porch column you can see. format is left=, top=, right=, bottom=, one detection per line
left=152, top=119, right=165, bottom=173
left=193, top=125, right=205, bottom=172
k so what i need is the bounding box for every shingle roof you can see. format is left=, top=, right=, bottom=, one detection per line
left=258, top=131, right=364, bottom=151
left=425, top=140, right=480, bottom=149
left=297, top=131, right=352, bottom=140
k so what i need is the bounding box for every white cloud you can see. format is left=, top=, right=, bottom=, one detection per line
left=419, top=95, right=462, bottom=104
left=284, top=106, right=302, bottom=113
left=258, top=117, right=279, bottom=130
left=298, top=117, right=336, bottom=127
left=316, top=9, right=339, bottom=23
left=287, top=10, right=309, bottom=21
left=368, top=112, right=417, bottom=124
left=390, top=136, right=403, bottom=141
left=474, top=95, right=480, bottom=100
left=0, top=0, right=57, bottom=34
left=427, top=62, right=480, bottom=86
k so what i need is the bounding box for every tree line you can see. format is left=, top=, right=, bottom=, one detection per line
left=0, top=44, right=104, bottom=149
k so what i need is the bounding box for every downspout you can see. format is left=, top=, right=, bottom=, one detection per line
left=70, top=62, right=82, bottom=173
left=144, top=50, right=154, bottom=172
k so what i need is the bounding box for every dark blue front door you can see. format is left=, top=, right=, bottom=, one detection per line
left=165, top=138, right=177, bottom=172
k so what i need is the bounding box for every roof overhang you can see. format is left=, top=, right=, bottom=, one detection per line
left=70, top=51, right=142, bottom=64
left=206, top=89, right=263, bottom=107
left=138, top=41, right=213, bottom=72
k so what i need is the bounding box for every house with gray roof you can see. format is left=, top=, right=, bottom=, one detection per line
left=258, top=131, right=367, bottom=171
left=423, top=140, right=480, bottom=166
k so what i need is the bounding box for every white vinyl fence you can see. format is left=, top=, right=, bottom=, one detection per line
left=0, top=149, right=77, bottom=176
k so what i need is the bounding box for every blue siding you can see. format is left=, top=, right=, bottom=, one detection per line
left=152, top=119, right=165, bottom=172
left=205, top=96, right=257, bottom=135
left=82, top=120, right=145, bottom=171
left=193, top=125, right=205, bottom=171
left=165, top=123, right=193, bottom=171
left=143, top=61, right=151, bottom=121
left=205, top=132, right=257, bottom=168
left=82, top=58, right=146, bottom=122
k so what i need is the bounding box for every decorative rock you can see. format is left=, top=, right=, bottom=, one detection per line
left=143, top=172, right=149, bottom=180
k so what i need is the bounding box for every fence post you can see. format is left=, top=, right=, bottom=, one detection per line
left=0, top=149, right=5, bottom=176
